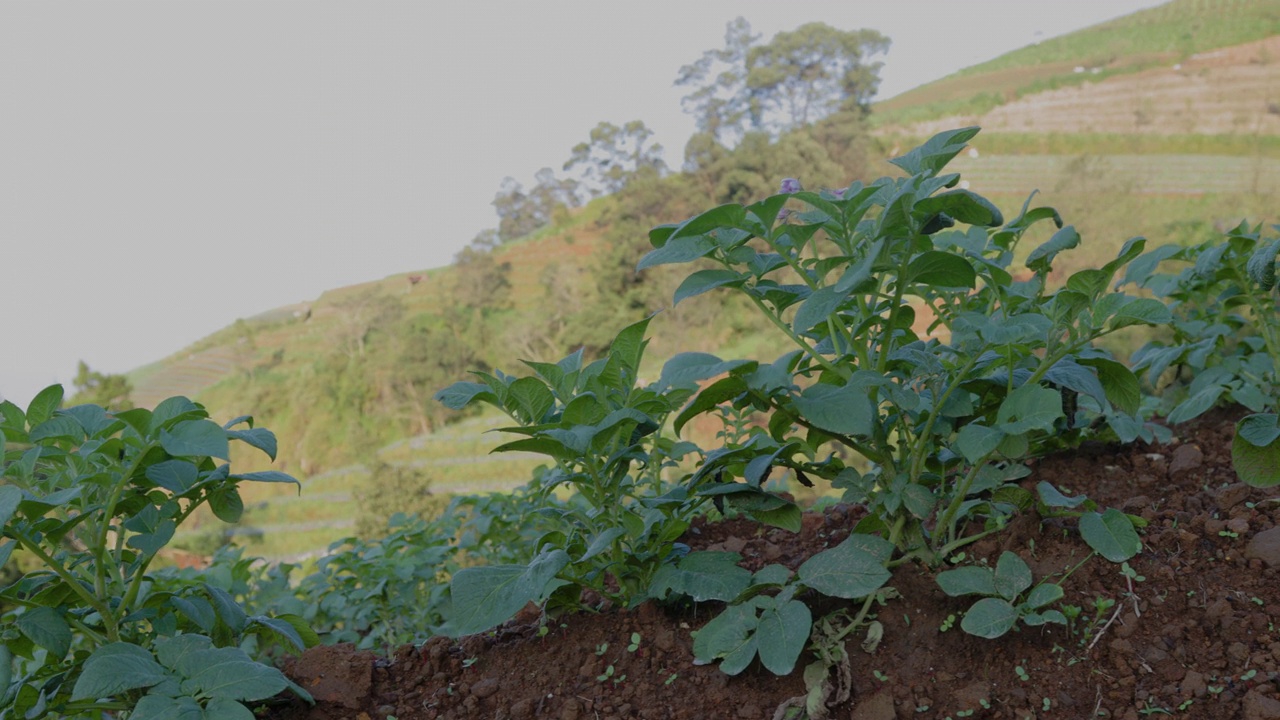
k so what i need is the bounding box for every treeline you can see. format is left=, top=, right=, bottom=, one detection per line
left=136, top=20, right=895, bottom=474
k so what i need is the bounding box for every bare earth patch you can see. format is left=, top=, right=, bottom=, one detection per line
left=264, top=407, right=1280, bottom=720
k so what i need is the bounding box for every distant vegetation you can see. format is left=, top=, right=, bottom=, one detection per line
left=101, top=1, right=1280, bottom=562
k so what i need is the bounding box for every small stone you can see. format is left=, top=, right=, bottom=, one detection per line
left=1219, top=483, right=1254, bottom=510
left=1243, top=689, right=1280, bottom=720
left=471, top=678, right=499, bottom=699
left=1182, top=670, right=1207, bottom=697
left=1229, top=517, right=1251, bottom=535
left=1246, top=527, right=1280, bottom=568
left=510, top=699, right=533, bottom=719
left=1168, top=444, right=1204, bottom=477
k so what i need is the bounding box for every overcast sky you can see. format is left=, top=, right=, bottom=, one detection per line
left=0, top=1, right=1168, bottom=408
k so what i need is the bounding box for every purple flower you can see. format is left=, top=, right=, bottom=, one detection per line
left=780, top=178, right=802, bottom=194
left=776, top=208, right=791, bottom=223
left=831, top=188, right=846, bottom=199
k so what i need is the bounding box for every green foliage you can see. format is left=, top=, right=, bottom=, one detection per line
left=435, top=317, right=708, bottom=634
left=564, top=120, right=667, bottom=198
left=1121, top=221, right=1280, bottom=486
left=936, top=552, right=1067, bottom=638
left=646, top=126, right=1158, bottom=567
left=354, top=461, right=449, bottom=539
left=0, top=387, right=311, bottom=718
left=69, top=361, right=134, bottom=412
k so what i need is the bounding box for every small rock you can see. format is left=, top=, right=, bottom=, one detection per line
left=471, top=678, right=500, bottom=699
left=510, top=699, right=533, bottom=719
left=1229, top=517, right=1252, bottom=535
left=1168, top=444, right=1204, bottom=477
left=560, top=698, right=582, bottom=720
left=1219, top=483, right=1254, bottom=510
left=1182, top=669, right=1207, bottom=698
left=1247, top=527, right=1280, bottom=568
left=1243, top=689, right=1280, bottom=720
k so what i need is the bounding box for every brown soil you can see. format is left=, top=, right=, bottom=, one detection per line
left=264, top=407, right=1280, bottom=720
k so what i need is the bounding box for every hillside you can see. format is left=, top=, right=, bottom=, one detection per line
left=122, top=0, right=1280, bottom=561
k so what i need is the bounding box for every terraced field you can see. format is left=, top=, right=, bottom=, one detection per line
left=171, top=413, right=546, bottom=563
left=949, top=152, right=1280, bottom=195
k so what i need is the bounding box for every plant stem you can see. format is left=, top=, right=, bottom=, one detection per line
left=741, top=290, right=845, bottom=378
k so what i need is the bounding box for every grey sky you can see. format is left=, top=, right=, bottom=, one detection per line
left=0, top=1, right=1166, bottom=408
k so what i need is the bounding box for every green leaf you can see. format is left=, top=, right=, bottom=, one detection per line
left=797, top=535, right=892, bottom=599
left=906, top=251, right=976, bottom=288
left=913, top=189, right=1003, bottom=227
left=674, top=375, right=748, bottom=436
left=608, top=315, right=653, bottom=381
left=996, top=384, right=1063, bottom=434
left=750, top=502, right=802, bottom=533
left=1026, top=225, right=1080, bottom=274
left=1107, top=298, right=1172, bottom=331
left=889, top=126, right=980, bottom=176
left=658, top=353, right=754, bottom=392
left=28, top=415, right=84, bottom=444
left=1077, top=358, right=1141, bottom=416
left=15, top=606, right=71, bottom=659
left=161, top=419, right=230, bottom=460
left=71, top=642, right=169, bottom=701
left=1233, top=414, right=1280, bottom=488
left=648, top=551, right=752, bottom=603
left=209, top=487, right=244, bottom=523
left=205, top=584, right=248, bottom=634
left=935, top=566, right=996, bottom=597
left=1079, top=509, right=1141, bottom=562
left=226, top=427, right=278, bottom=461
left=1247, top=237, right=1280, bottom=290
left=146, top=460, right=201, bottom=494
left=955, top=424, right=1004, bottom=463
left=756, top=599, right=811, bottom=675
left=792, top=383, right=874, bottom=437
left=1023, top=583, right=1064, bottom=610
left=693, top=603, right=759, bottom=676
left=637, top=235, right=717, bottom=271
left=26, top=385, right=64, bottom=427
left=1044, top=358, right=1107, bottom=409
left=508, top=377, right=555, bottom=424
left=793, top=285, right=849, bottom=335
left=150, top=396, right=204, bottom=432
left=1166, top=384, right=1224, bottom=424
left=1036, top=481, right=1086, bottom=508
left=0, top=539, right=15, bottom=571
left=229, top=471, right=301, bottom=490
left=0, top=485, right=22, bottom=528
left=448, top=548, right=570, bottom=635
left=179, top=651, right=289, bottom=701
left=993, top=552, right=1032, bottom=601
left=434, top=381, right=497, bottom=411
left=960, top=597, right=1019, bottom=638
left=673, top=269, right=746, bottom=305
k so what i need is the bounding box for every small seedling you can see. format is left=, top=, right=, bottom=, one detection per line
left=1242, top=669, right=1258, bottom=681
left=1119, top=562, right=1144, bottom=582
left=1218, top=530, right=1239, bottom=539
left=595, top=642, right=609, bottom=656
left=596, top=665, right=615, bottom=682
left=664, top=672, right=678, bottom=686
left=873, top=669, right=889, bottom=683
left=1178, top=699, right=1194, bottom=711
left=1042, top=697, right=1052, bottom=711
left=462, top=657, right=477, bottom=669
left=940, top=614, right=956, bottom=632
left=1015, top=664, right=1030, bottom=682
left=627, top=632, right=641, bottom=652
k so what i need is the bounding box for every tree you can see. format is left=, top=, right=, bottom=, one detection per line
left=675, top=17, right=761, bottom=146
left=70, top=361, right=133, bottom=410
left=563, top=120, right=667, bottom=197
left=675, top=19, right=889, bottom=141
left=491, top=168, right=581, bottom=242
left=744, top=23, right=889, bottom=131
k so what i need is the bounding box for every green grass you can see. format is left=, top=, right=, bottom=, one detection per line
left=875, top=0, right=1280, bottom=127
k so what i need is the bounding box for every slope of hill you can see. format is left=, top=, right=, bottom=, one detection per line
left=136, top=1, right=1280, bottom=561
left=875, top=0, right=1280, bottom=129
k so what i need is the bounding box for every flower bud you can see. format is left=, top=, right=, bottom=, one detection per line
left=780, top=178, right=802, bottom=194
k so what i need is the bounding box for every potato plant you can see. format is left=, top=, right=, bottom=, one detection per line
left=0, top=387, right=312, bottom=719
left=1120, top=221, right=1280, bottom=487
left=646, top=127, right=1160, bottom=567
